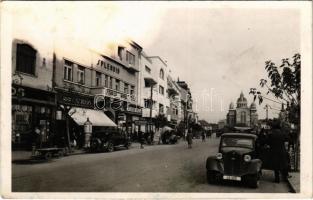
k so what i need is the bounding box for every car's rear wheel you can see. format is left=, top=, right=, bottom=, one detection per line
left=90, top=140, right=100, bottom=152
left=207, top=170, right=219, bottom=184
left=44, top=152, right=52, bottom=160
left=125, top=142, right=131, bottom=149
left=57, top=150, right=64, bottom=158
left=63, top=147, right=69, bottom=156
left=247, top=173, right=260, bottom=188
left=106, top=141, right=114, bottom=152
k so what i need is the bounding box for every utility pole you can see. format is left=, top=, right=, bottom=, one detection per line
left=149, top=85, right=153, bottom=133
left=60, top=105, right=72, bottom=153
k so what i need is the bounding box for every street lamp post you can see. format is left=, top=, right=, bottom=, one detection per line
left=149, top=85, right=154, bottom=133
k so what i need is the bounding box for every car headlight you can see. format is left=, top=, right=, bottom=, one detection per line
left=244, top=155, right=251, bottom=162
left=216, top=153, right=223, bottom=160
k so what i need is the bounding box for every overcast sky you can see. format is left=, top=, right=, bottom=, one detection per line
left=5, top=2, right=301, bottom=123
left=138, top=7, right=300, bottom=123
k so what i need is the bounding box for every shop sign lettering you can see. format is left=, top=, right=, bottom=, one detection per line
left=12, top=87, right=25, bottom=97
left=59, top=94, right=93, bottom=108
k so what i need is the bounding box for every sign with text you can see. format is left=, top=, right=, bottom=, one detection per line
left=57, top=91, right=94, bottom=109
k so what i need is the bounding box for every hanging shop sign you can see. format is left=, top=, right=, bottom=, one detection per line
left=57, top=90, right=94, bottom=109
left=134, top=120, right=154, bottom=125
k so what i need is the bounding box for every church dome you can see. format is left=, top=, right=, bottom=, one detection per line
left=250, top=102, right=257, bottom=110
left=236, top=91, right=247, bottom=108
left=229, top=102, right=234, bottom=110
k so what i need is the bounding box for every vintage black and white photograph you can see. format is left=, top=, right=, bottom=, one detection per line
left=1, top=1, right=312, bottom=199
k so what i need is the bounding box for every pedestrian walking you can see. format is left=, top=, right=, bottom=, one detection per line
left=33, top=127, right=41, bottom=147
left=186, top=129, right=193, bottom=149
left=150, top=131, right=155, bottom=145
left=138, top=131, right=144, bottom=149
left=266, top=120, right=290, bottom=183
left=201, top=131, right=206, bottom=142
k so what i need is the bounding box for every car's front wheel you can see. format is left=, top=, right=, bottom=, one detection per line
left=207, top=170, right=219, bottom=184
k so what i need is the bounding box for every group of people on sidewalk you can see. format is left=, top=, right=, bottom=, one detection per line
left=257, top=120, right=294, bottom=183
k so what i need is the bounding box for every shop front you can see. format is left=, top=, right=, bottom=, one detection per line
left=55, top=88, right=117, bottom=149
left=55, top=88, right=95, bottom=149
left=112, top=102, right=142, bottom=140
left=12, top=84, right=56, bottom=150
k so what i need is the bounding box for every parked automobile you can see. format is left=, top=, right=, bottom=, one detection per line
left=89, top=129, right=131, bottom=152
left=161, top=130, right=179, bottom=144
left=206, top=133, right=262, bottom=188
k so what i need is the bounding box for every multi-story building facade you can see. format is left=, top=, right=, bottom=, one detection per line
left=147, top=56, right=170, bottom=118
left=90, top=41, right=143, bottom=134
left=138, top=53, right=175, bottom=133
left=138, top=52, right=158, bottom=133
left=11, top=35, right=197, bottom=148
left=167, top=75, right=182, bottom=126
left=11, top=39, right=56, bottom=149
left=53, top=40, right=142, bottom=146
left=177, top=80, right=194, bottom=129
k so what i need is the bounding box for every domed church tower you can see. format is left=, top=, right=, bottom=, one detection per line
left=227, top=102, right=236, bottom=127
left=237, top=91, right=248, bottom=108
left=226, top=91, right=258, bottom=128
left=235, top=91, right=250, bottom=126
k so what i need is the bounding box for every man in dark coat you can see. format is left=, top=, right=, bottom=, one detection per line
left=186, top=129, right=193, bottom=148
left=267, top=121, right=289, bottom=183
left=138, top=131, right=144, bottom=149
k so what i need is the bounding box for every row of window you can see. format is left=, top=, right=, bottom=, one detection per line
left=64, top=59, right=135, bottom=94
left=15, top=43, right=165, bottom=87
left=95, top=72, right=135, bottom=95
left=15, top=44, right=167, bottom=100
left=144, top=99, right=167, bottom=114
left=96, top=60, right=120, bottom=74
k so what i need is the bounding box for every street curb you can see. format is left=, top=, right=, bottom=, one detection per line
left=286, top=178, right=296, bottom=193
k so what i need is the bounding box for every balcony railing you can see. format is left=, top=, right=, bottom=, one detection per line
left=91, top=87, right=136, bottom=102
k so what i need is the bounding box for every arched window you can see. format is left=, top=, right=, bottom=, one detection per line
left=159, top=69, right=164, bottom=79
left=241, top=111, right=246, bottom=124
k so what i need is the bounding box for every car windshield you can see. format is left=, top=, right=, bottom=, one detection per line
left=221, top=137, right=253, bottom=149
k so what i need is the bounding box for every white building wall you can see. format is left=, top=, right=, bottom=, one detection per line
left=139, top=53, right=158, bottom=117
left=148, top=57, right=170, bottom=115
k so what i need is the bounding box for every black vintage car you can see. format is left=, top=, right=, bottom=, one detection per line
left=206, top=133, right=262, bottom=188
left=161, top=130, right=179, bottom=144
left=89, top=129, right=131, bottom=152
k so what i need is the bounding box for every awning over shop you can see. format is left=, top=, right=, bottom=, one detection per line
left=69, top=107, right=117, bottom=127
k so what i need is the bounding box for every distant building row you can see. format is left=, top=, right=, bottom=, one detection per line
left=11, top=39, right=197, bottom=149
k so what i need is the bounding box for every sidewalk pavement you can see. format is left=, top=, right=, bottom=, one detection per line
left=12, top=142, right=158, bottom=161
left=12, top=149, right=86, bottom=161
left=287, top=171, right=300, bottom=193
